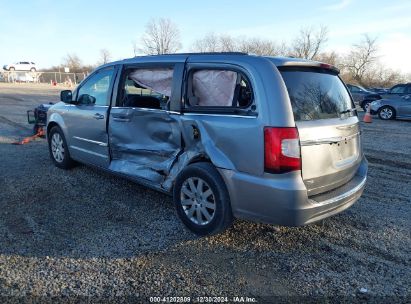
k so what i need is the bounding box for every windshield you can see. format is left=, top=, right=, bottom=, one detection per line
left=279, top=68, right=353, bottom=121
left=390, top=86, right=405, bottom=94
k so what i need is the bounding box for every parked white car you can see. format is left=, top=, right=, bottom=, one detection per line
left=3, top=61, right=37, bottom=72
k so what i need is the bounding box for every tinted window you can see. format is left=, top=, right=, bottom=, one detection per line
left=77, top=68, right=114, bottom=106
left=280, top=68, right=352, bottom=121
left=350, top=86, right=361, bottom=93
left=391, top=86, right=405, bottom=94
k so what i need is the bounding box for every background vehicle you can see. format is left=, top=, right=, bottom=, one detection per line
left=381, top=83, right=411, bottom=98
left=369, top=87, right=389, bottom=94
left=346, top=84, right=380, bottom=110
left=370, top=95, right=411, bottom=120
left=47, top=54, right=367, bottom=235
left=3, top=61, right=37, bottom=72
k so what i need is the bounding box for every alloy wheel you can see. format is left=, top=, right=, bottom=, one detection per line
left=180, top=177, right=216, bottom=225
left=51, top=133, right=65, bottom=163
left=380, top=107, right=393, bottom=119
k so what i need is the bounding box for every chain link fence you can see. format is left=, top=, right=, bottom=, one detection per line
left=0, top=70, right=88, bottom=86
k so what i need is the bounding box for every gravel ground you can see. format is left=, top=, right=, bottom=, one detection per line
left=0, top=83, right=410, bottom=303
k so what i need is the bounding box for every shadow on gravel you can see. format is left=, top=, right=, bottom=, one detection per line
left=0, top=141, right=199, bottom=259
left=0, top=137, right=362, bottom=262
left=0, top=139, right=410, bottom=298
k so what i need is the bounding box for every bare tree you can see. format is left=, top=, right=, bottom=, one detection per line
left=237, top=37, right=287, bottom=56
left=140, top=18, right=182, bottom=54
left=315, top=51, right=341, bottom=67
left=62, top=53, right=82, bottom=72
left=344, top=34, right=379, bottom=85
left=291, top=25, right=328, bottom=60
left=192, top=33, right=287, bottom=56
left=363, top=66, right=405, bottom=88
left=192, top=33, right=220, bottom=52
left=98, top=49, right=112, bottom=65
left=132, top=41, right=138, bottom=56
left=219, top=35, right=236, bottom=52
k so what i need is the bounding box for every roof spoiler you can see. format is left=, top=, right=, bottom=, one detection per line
left=279, top=61, right=340, bottom=74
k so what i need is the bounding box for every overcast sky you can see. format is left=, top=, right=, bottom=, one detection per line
left=0, top=0, right=410, bottom=74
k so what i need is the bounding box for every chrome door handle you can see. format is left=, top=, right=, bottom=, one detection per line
left=93, top=113, right=104, bottom=120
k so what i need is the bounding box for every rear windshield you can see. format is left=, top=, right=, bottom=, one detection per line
left=279, top=68, right=353, bottom=121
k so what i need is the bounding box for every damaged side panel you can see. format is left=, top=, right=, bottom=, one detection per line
left=106, top=60, right=262, bottom=193
left=108, top=108, right=261, bottom=193
left=162, top=115, right=263, bottom=191
left=108, top=108, right=182, bottom=184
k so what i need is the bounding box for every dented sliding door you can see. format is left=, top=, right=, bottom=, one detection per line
left=107, top=62, right=185, bottom=186
left=108, top=107, right=181, bottom=184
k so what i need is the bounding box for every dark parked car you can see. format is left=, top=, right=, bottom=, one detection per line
left=369, top=87, right=389, bottom=94
left=352, top=83, right=411, bottom=111
left=370, top=95, right=411, bottom=120
left=346, top=84, right=380, bottom=110
left=382, top=84, right=411, bottom=98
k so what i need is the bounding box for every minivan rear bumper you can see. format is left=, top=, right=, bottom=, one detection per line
left=218, top=157, right=368, bottom=226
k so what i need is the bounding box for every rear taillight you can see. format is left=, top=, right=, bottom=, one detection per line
left=264, top=127, right=301, bottom=173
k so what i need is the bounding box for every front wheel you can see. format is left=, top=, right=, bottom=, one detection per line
left=48, top=126, right=74, bottom=169
left=173, top=162, right=233, bottom=236
left=378, top=106, right=395, bottom=120
left=362, top=101, right=371, bottom=111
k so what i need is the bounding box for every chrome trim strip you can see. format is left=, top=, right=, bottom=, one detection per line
left=73, top=136, right=108, bottom=146
left=111, top=106, right=166, bottom=113
left=300, top=132, right=359, bottom=146
left=66, top=104, right=109, bottom=108
left=336, top=124, right=357, bottom=130
left=70, top=145, right=109, bottom=158
left=310, top=176, right=367, bottom=206
left=182, top=113, right=257, bottom=119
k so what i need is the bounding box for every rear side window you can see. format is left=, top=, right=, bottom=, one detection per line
left=279, top=68, right=353, bottom=121
left=186, top=69, right=253, bottom=109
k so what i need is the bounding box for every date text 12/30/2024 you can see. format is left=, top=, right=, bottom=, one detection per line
left=149, top=296, right=257, bottom=303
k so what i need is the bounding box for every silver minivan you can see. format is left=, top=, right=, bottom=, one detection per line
left=47, top=53, right=367, bottom=235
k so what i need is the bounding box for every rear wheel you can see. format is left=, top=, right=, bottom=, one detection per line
left=173, top=162, right=233, bottom=236
left=362, top=100, right=371, bottom=111
left=9, top=67, right=15, bottom=71
left=30, top=67, right=36, bottom=72
left=378, top=106, right=395, bottom=120
left=48, top=126, right=74, bottom=169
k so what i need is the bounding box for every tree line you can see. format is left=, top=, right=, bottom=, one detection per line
left=51, top=18, right=409, bottom=88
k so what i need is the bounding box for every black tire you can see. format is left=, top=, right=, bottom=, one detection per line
left=30, top=68, right=36, bottom=72
left=47, top=126, right=75, bottom=169
left=173, top=162, right=233, bottom=236
left=378, top=106, right=395, bottom=120
left=9, top=67, right=15, bottom=71
left=361, top=101, right=371, bottom=111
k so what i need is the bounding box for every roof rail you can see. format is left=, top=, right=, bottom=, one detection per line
left=137, top=52, right=248, bottom=57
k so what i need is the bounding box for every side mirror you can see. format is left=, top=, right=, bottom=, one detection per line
left=60, top=90, right=73, bottom=103
left=77, top=94, right=96, bottom=105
